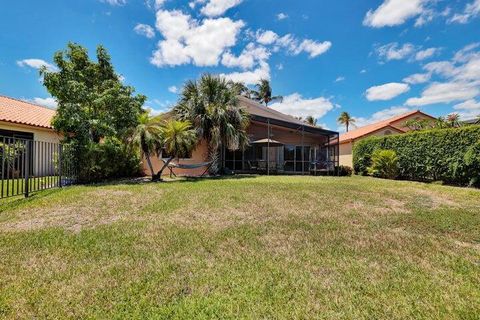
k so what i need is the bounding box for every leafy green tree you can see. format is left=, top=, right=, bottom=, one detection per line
left=127, top=113, right=163, bottom=179
left=174, top=74, right=250, bottom=173
left=41, top=42, right=146, bottom=181
left=41, top=43, right=146, bottom=144
left=251, top=79, right=283, bottom=106
left=337, top=112, right=355, bottom=132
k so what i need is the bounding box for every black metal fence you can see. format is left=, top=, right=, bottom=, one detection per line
left=0, top=136, right=77, bottom=199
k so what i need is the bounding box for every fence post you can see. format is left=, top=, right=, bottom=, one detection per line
left=24, top=140, right=30, bottom=198
left=58, top=144, right=62, bottom=188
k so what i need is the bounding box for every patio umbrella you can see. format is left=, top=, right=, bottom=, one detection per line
left=251, top=138, right=284, bottom=147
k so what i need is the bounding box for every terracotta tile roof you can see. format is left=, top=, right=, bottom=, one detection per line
left=238, top=96, right=313, bottom=127
left=0, top=95, right=56, bottom=129
left=339, top=110, right=435, bottom=144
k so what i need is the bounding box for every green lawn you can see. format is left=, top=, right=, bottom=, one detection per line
left=0, top=176, right=479, bottom=319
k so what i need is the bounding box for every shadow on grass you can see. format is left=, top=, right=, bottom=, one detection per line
left=0, top=188, right=63, bottom=212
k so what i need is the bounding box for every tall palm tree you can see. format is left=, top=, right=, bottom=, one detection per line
left=337, top=112, right=356, bottom=132
left=174, top=74, right=250, bottom=173
left=128, top=112, right=163, bottom=180
left=447, top=113, right=460, bottom=128
left=251, top=79, right=283, bottom=106
left=155, top=120, right=197, bottom=179
left=305, top=115, right=318, bottom=126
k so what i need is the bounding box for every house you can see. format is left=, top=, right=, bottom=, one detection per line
left=0, top=95, right=59, bottom=143
left=148, top=96, right=340, bottom=176
left=0, top=95, right=60, bottom=176
left=339, top=110, right=436, bottom=167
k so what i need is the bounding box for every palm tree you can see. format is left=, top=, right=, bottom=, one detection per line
left=174, top=74, right=250, bottom=173
left=155, top=119, right=197, bottom=179
left=337, top=112, right=356, bottom=132
left=128, top=112, right=163, bottom=180
left=447, top=113, right=460, bottom=128
left=251, top=79, right=283, bottom=106
left=229, top=81, right=251, bottom=98
left=305, top=115, right=317, bottom=126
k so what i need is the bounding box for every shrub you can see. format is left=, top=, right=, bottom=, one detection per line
left=336, top=165, right=353, bottom=176
left=69, top=138, right=142, bottom=183
left=353, top=125, right=480, bottom=186
left=464, top=141, right=480, bottom=187
left=367, top=149, right=398, bottom=179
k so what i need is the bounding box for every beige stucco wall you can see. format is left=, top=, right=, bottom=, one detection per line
left=145, top=139, right=209, bottom=177
left=0, top=121, right=61, bottom=143
left=339, top=142, right=353, bottom=167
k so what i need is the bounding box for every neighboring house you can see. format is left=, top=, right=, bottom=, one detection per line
left=339, top=110, right=436, bottom=167
left=0, top=95, right=59, bottom=143
left=148, top=96, right=340, bottom=176
left=0, top=95, right=60, bottom=176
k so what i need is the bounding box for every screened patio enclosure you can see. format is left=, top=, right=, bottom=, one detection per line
left=224, top=115, right=339, bottom=175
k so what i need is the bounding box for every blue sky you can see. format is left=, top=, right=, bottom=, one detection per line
left=1, top=0, right=480, bottom=131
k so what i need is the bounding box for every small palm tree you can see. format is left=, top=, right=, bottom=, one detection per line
left=251, top=79, right=283, bottom=106
left=434, top=116, right=448, bottom=129
left=337, top=112, right=356, bottom=132
left=447, top=113, right=460, bottom=128
left=155, top=120, right=197, bottom=179
left=229, top=81, right=252, bottom=98
left=305, top=115, right=317, bottom=126
left=128, top=112, right=163, bottom=180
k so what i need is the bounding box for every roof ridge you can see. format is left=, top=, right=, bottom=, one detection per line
left=0, top=94, right=57, bottom=111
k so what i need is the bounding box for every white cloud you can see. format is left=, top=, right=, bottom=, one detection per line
left=375, top=42, right=415, bottom=61
left=270, top=93, right=337, bottom=120
left=256, top=30, right=279, bottom=45
left=335, top=76, right=345, bottom=82
left=221, top=61, right=270, bottom=85
left=453, top=99, right=480, bottom=119
left=405, top=43, right=480, bottom=107
left=297, top=39, right=332, bottom=58
left=274, top=34, right=331, bottom=58
left=406, top=82, right=480, bottom=106
left=277, top=13, right=288, bottom=20
left=17, top=59, right=56, bottom=72
left=360, top=69, right=367, bottom=74
left=151, top=10, right=244, bottom=67
left=26, top=97, right=58, bottom=109
left=415, top=47, right=439, bottom=60
left=200, top=0, right=243, bottom=17
left=366, top=83, right=410, bottom=101
left=363, top=0, right=429, bottom=27
left=449, top=0, right=480, bottom=24
left=101, top=0, right=127, bottom=5
left=168, top=86, right=178, bottom=93
left=221, top=43, right=270, bottom=70
left=352, top=106, right=412, bottom=129
left=403, top=73, right=431, bottom=84
left=134, top=23, right=155, bottom=38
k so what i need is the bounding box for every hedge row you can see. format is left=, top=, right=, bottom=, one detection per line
left=353, top=125, right=480, bottom=186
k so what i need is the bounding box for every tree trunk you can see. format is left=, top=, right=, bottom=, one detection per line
left=155, top=157, right=174, bottom=181
left=145, top=153, right=156, bottom=181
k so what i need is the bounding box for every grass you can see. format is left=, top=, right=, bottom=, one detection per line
left=0, top=175, right=479, bottom=319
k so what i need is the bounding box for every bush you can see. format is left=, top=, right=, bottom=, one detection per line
left=68, top=138, right=142, bottom=183
left=336, top=165, right=353, bottom=176
left=353, top=125, right=480, bottom=186
left=367, top=149, right=398, bottom=179
left=464, top=141, right=480, bottom=187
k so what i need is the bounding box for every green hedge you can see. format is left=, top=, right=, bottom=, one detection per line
left=353, top=125, right=480, bottom=186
